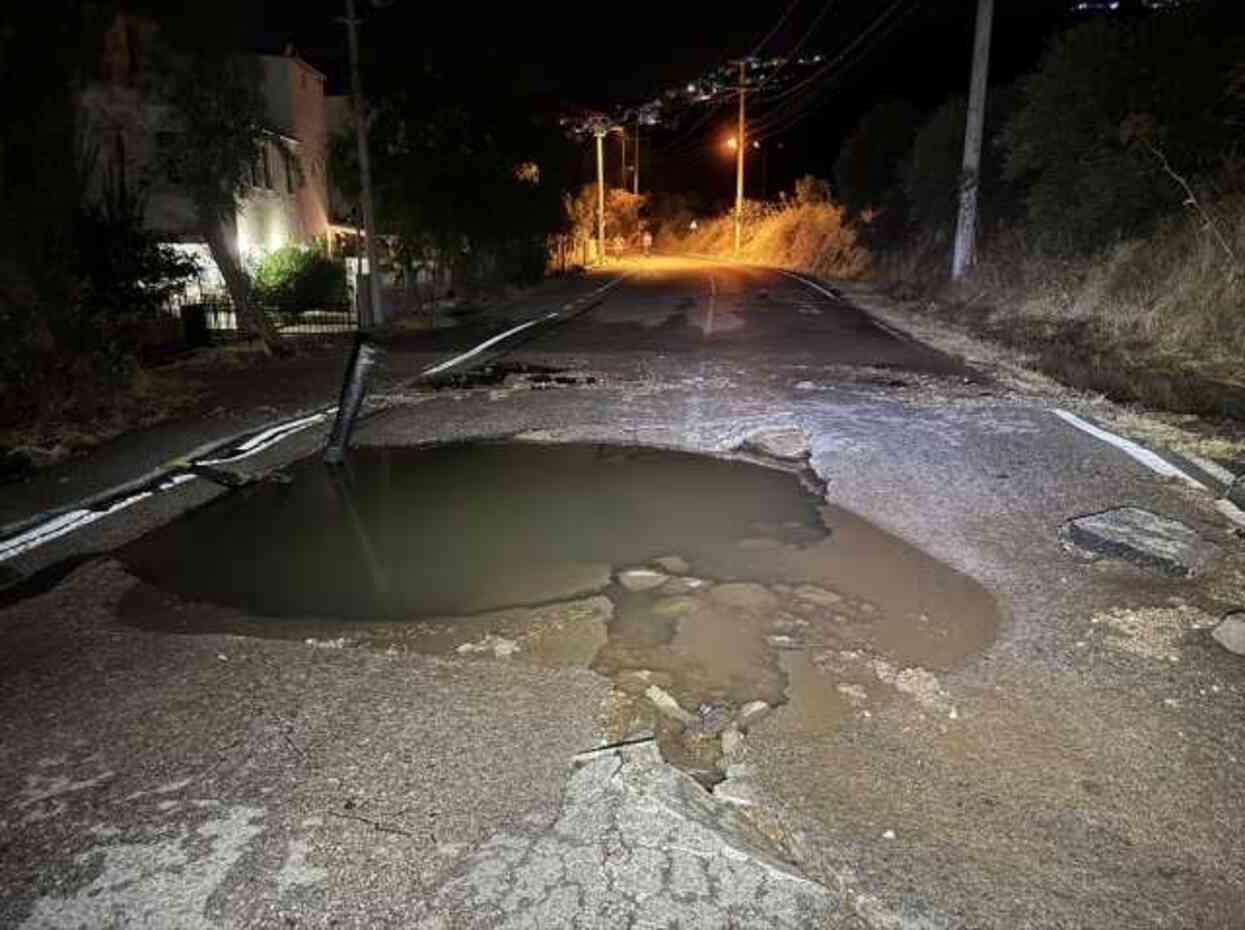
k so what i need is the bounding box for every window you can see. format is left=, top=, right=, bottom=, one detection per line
left=286, top=154, right=297, bottom=193
left=260, top=144, right=272, bottom=190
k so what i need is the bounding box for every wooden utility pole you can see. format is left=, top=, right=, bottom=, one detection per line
left=951, top=0, right=994, bottom=281
left=633, top=116, right=641, bottom=195
left=594, top=124, right=607, bottom=262
left=734, top=60, right=747, bottom=254
left=342, top=0, right=384, bottom=326
left=618, top=128, right=627, bottom=189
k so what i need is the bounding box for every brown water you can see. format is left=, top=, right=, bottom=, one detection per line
left=120, top=442, right=1000, bottom=775
left=121, top=443, right=828, bottom=620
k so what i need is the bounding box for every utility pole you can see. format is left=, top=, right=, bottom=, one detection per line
left=951, top=0, right=994, bottom=281
left=342, top=0, right=384, bottom=326
left=618, top=128, right=627, bottom=189
left=759, top=142, right=768, bottom=200
left=734, top=60, right=747, bottom=254
left=594, top=123, right=607, bottom=263
left=633, top=116, right=640, bottom=195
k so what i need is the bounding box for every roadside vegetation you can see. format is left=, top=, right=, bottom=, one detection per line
left=252, top=244, right=348, bottom=313
left=329, top=44, right=573, bottom=298
left=660, top=177, right=870, bottom=280
left=0, top=4, right=204, bottom=456
left=667, top=2, right=1245, bottom=417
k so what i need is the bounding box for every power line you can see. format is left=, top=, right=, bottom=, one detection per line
left=749, top=0, right=805, bottom=59
left=747, top=0, right=921, bottom=142
left=658, top=0, right=807, bottom=154
left=751, top=0, right=838, bottom=95
left=660, top=0, right=921, bottom=161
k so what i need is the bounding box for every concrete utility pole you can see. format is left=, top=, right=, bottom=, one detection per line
left=342, top=0, right=384, bottom=326
left=734, top=60, right=747, bottom=255
left=951, top=0, right=994, bottom=281
left=594, top=124, right=607, bottom=263
left=633, top=117, right=640, bottom=195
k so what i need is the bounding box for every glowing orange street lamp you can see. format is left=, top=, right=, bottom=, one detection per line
left=725, top=136, right=738, bottom=151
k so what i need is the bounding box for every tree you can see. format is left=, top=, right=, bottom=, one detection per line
left=834, top=98, right=920, bottom=219
left=1002, top=7, right=1243, bottom=254
left=145, top=8, right=284, bottom=352
left=903, top=88, right=1019, bottom=244
left=330, top=45, right=575, bottom=292
left=150, top=50, right=282, bottom=351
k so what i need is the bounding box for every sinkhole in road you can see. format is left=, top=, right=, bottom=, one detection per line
left=120, top=441, right=999, bottom=779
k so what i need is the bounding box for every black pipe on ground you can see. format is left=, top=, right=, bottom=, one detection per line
left=323, top=333, right=380, bottom=465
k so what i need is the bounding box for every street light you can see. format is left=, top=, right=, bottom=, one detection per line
left=721, top=137, right=770, bottom=200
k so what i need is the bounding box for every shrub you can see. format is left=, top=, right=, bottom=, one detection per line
left=1, top=179, right=199, bottom=430
left=834, top=98, right=920, bottom=219
left=253, top=244, right=347, bottom=311
left=902, top=88, right=1020, bottom=245
left=1002, top=9, right=1242, bottom=255
left=663, top=196, right=870, bottom=280
left=794, top=175, right=833, bottom=206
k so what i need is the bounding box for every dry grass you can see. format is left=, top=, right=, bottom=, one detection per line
left=663, top=201, right=871, bottom=280
left=881, top=196, right=1245, bottom=418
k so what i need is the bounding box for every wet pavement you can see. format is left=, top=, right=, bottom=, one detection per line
left=2, top=256, right=1245, bottom=928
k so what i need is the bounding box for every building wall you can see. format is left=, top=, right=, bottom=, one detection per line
left=79, top=18, right=334, bottom=296
left=254, top=55, right=330, bottom=245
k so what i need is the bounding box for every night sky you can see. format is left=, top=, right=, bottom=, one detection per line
left=254, top=1, right=1085, bottom=202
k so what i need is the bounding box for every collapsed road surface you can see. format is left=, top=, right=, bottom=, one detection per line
left=2, top=256, right=1244, bottom=929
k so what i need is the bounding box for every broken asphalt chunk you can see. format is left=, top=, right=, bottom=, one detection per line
left=1059, top=507, right=1214, bottom=577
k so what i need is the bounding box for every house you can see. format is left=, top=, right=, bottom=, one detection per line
left=80, top=14, right=333, bottom=299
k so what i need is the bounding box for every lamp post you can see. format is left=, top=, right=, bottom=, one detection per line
left=733, top=60, right=746, bottom=254
left=615, top=126, right=626, bottom=189
left=633, top=115, right=641, bottom=195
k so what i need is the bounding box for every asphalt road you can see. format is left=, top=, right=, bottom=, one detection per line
left=2, top=256, right=1244, bottom=929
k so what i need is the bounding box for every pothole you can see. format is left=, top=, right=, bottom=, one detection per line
left=118, top=441, right=1001, bottom=780
left=423, top=361, right=597, bottom=391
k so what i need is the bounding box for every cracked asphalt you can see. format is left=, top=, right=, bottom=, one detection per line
left=2, top=256, right=1244, bottom=928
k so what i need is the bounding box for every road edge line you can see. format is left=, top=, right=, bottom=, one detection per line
left=1051, top=409, right=1209, bottom=490
left=0, top=275, right=626, bottom=564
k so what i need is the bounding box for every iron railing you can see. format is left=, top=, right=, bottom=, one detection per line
left=172, top=299, right=359, bottom=343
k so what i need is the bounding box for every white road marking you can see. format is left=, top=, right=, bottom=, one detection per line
left=775, top=268, right=915, bottom=341
left=776, top=264, right=1238, bottom=516
left=0, top=474, right=197, bottom=563
left=420, top=313, right=559, bottom=376
left=0, top=278, right=627, bottom=565
left=422, top=275, right=624, bottom=377
left=197, top=412, right=331, bottom=466
left=1215, top=499, right=1245, bottom=530
left=1185, top=453, right=1238, bottom=488
left=1051, top=409, right=1208, bottom=491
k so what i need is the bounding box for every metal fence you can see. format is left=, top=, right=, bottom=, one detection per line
left=172, top=299, right=359, bottom=344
